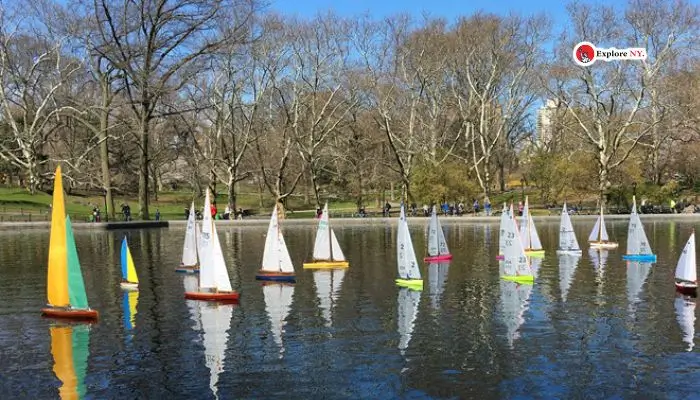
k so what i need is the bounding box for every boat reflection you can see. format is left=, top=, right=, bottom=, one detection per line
left=675, top=294, right=696, bottom=352
left=428, top=261, right=449, bottom=310
left=50, top=324, right=90, bottom=399
left=263, top=283, right=295, bottom=358
left=397, top=286, right=421, bottom=356
left=313, top=269, right=345, bottom=328
left=499, top=279, right=532, bottom=348
left=558, top=254, right=580, bottom=302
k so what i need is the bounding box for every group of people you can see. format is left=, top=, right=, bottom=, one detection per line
left=185, top=203, right=244, bottom=220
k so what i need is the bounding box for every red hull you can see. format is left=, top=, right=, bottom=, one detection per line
left=41, top=307, right=99, bottom=321
left=184, top=291, right=239, bottom=302
left=424, top=254, right=453, bottom=262
left=675, top=283, right=698, bottom=296
left=495, top=255, right=505, bottom=260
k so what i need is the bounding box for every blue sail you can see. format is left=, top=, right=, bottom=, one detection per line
left=120, top=236, right=128, bottom=280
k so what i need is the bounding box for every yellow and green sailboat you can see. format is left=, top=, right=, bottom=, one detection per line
left=120, top=236, right=139, bottom=290
left=42, top=165, right=99, bottom=320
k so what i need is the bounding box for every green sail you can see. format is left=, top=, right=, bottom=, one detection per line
left=72, top=324, right=90, bottom=399
left=65, top=216, right=89, bottom=309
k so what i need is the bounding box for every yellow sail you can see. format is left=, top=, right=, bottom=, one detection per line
left=50, top=326, right=79, bottom=400
left=126, top=246, right=138, bottom=284
left=48, top=165, right=69, bottom=307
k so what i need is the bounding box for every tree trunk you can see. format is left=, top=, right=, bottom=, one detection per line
left=99, top=110, right=114, bottom=220
left=227, top=174, right=236, bottom=215
left=310, top=167, right=321, bottom=208
left=138, top=113, right=150, bottom=220
left=498, top=161, right=506, bottom=192
left=598, top=152, right=609, bottom=210
left=276, top=197, right=285, bottom=220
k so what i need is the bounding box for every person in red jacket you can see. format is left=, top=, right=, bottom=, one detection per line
left=211, top=202, right=217, bottom=218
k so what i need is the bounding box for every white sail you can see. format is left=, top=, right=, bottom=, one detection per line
left=499, top=279, right=533, bottom=347
left=427, top=207, right=439, bottom=256
left=397, top=204, right=421, bottom=280
left=182, top=201, right=198, bottom=266
left=521, top=198, right=531, bottom=249
left=397, top=286, right=421, bottom=355
left=527, top=213, right=543, bottom=250
left=588, top=216, right=602, bottom=242
left=675, top=233, right=697, bottom=282
left=558, top=203, right=581, bottom=251
left=626, top=261, right=651, bottom=304
left=558, top=254, right=580, bottom=302
left=436, top=216, right=449, bottom=256
left=502, top=204, right=531, bottom=277
left=211, top=223, right=233, bottom=292
left=627, top=198, right=653, bottom=255
left=199, top=302, right=233, bottom=400
left=261, top=206, right=295, bottom=273
left=313, top=269, right=345, bottom=327
left=199, top=190, right=216, bottom=289
left=498, top=204, right=509, bottom=255
left=263, top=283, right=294, bottom=357
left=195, top=221, right=202, bottom=259
left=428, top=262, right=449, bottom=310
left=330, top=229, right=346, bottom=262
left=675, top=296, right=696, bottom=352
left=312, top=203, right=332, bottom=260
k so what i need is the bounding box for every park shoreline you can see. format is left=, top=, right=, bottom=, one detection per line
left=1, top=213, right=699, bottom=231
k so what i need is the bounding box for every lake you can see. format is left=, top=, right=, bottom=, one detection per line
left=1, top=218, right=700, bottom=399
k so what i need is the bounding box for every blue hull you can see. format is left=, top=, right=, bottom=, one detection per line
left=622, top=254, right=657, bottom=262
left=175, top=268, right=199, bottom=274
left=256, top=274, right=296, bottom=283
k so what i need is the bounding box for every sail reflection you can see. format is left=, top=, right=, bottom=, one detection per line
left=428, top=262, right=449, bottom=310
left=122, top=290, right=139, bottom=339
left=499, top=279, right=533, bottom=348
left=263, top=283, right=295, bottom=358
left=558, top=254, right=580, bottom=303
left=675, top=295, right=696, bottom=352
left=50, top=325, right=90, bottom=400
left=626, top=261, right=652, bottom=305
left=397, top=287, right=421, bottom=356
left=199, top=302, right=233, bottom=399
left=313, top=269, right=345, bottom=328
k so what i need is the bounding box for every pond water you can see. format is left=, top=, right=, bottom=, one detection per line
left=1, top=218, right=700, bottom=399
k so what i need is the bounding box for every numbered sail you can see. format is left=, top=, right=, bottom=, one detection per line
left=558, top=204, right=580, bottom=251
left=675, top=233, right=697, bottom=283
left=200, top=302, right=233, bottom=399
left=498, top=204, right=509, bottom=256
left=502, top=204, right=531, bottom=277
left=397, top=204, right=421, bottom=280
left=261, top=206, right=295, bottom=273
left=264, top=283, right=295, bottom=358
left=675, top=296, right=696, bottom=352
left=427, top=206, right=450, bottom=257
left=397, top=286, right=421, bottom=356
left=626, top=199, right=653, bottom=255
left=199, top=190, right=216, bottom=289
left=182, top=202, right=198, bottom=266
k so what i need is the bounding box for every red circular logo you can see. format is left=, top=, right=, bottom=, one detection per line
left=574, top=43, right=595, bottom=64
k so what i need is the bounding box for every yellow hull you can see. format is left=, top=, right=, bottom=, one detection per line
left=501, top=275, right=535, bottom=284
left=396, top=279, right=423, bottom=290
left=524, top=249, right=545, bottom=257
left=302, top=260, right=350, bottom=269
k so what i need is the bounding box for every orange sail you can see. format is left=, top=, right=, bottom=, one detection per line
left=47, top=165, right=69, bottom=307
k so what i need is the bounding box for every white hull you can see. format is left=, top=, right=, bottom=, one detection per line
left=590, top=241, right=619, bottom=249
left=676, top=281, right=698, bottom=289
left=120, top=282, right=139, bottom=291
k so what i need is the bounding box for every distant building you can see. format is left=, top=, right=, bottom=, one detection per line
left=536, top=99, right=558, bottom=148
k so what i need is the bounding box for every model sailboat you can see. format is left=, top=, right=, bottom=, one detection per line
left=499, top=278, right=533, bottom=348
left=50, top=324, right=90, bottom=399
left=397, top=286, right=421, bottom=356
left=424, top=205, right=452, bottom=261
left=256, top=204, right=296, bottom=282
left=428, top=261, right=449, bottom=310
left=675, top=295, right=696, bottom=352
left=520, top=196, right=545, bottom=257
left=623, top=197, right=656, bottom=262
left=674, top=232, right=697, bottom=295
left=303, top=202, right=349, bottom=268
left=313, top=269, right=345, bottom=328
left=502, top=204, right=535, bottom=284
left=589, top=205, right=618, bottom=249
left=263, top=283, right=295, bottom=358
left=184, top=189, right=239, bottom=301
left=42, top=165, right=99, bottom=320
left=177, top=201, right=200, bottom=273
left=558, top=253, right=580, bottom=302
left=496, top=203, right=508, bottom=260
left=557, top=203, right=582, bottom=255
left=396, top=204, right=423, bottom=290
left=120, top=237, right=139, bottom=290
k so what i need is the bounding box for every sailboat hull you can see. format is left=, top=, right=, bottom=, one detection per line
left=41, top=307, right=99, bottom=321
left=175, top=265, right=200, bottom=273
left=120, top=281, right=139, bottom=291
left=501, top=275, right=535, bottom=284
left=590, top=241, right=619, bottom=249
left=256, top=271, right=296, bottom=282
left=556, top=249, right=583, bottom=256
left=623, top=254, right=657, bottom=262
left=524, top=249, right=545, bottom=257
left=302, top=260, right=349, bottom=269
left=423, top=254, right=452, bottom=262
left=395, top=279, right=423, bottom=290
left=496, top=255, right=505, bottom=260
left=184, top=291, right=239, bottom=302
left=676, top=281, right=698, bottom=296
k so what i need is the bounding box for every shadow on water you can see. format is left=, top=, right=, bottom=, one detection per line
left=2, top=219, right=700, bottom=398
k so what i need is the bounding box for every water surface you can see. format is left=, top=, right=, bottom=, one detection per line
left=1, top=219, right=700, bottom=399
